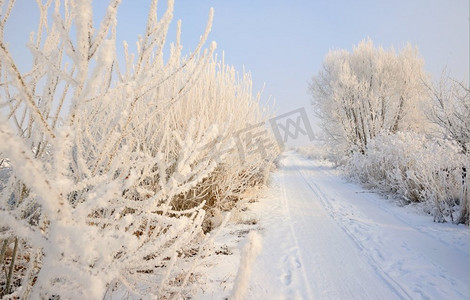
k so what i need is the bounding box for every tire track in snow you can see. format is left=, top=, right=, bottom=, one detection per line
left=246, top=152, right=468, bottom=299
left=279, top=168, right=315, bottom=299
left=295, top=155, right=469, bottom=299
left=296, top=167, right=413, bottom=299
left=268, top=153, right=404, bottom=299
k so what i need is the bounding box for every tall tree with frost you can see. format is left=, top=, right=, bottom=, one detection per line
left=428, top=74, right=470, bottom=225
left=428, top=74, right=470, bottom=155
left=310, top=39, right=430, bottom=157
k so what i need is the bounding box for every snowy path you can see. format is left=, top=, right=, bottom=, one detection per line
left=245, top=151, right=469, bottom=300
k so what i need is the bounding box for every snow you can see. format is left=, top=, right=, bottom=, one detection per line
left=230, top=231, right=263, bottom=300
left=198, top=151, right=469, bottom=299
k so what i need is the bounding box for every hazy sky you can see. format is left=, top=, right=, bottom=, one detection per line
left=5, top=0, right=470, bottom=121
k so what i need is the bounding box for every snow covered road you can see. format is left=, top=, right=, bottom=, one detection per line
left=245, top=151, right=469, bottom=299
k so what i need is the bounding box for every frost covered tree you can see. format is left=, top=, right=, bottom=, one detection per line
left=310, top=39, right=430, bottom=158
left=0, top=0, right=278, bottom=298
left=428, top=74, right=470, bottom=155
left=427, top=74, right=470, bottom=224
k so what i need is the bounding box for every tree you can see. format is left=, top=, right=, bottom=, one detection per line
left=428, top=74, right=470, bottom=155
left=310, top=39, right=430, bottom=158
left=427, top=74, right=470, bottom=225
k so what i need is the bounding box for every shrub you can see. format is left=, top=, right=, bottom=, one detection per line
left=0, top=0, right=278, bottom=298
left=346, top=132, right=468, bottom=223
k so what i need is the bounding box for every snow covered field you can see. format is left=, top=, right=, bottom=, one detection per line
left=200, top=151, right=469, bottom=299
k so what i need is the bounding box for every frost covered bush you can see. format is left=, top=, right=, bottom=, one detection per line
left=346, top=132, right=468, bottom=224
left=0, top=0, right=277, bottom=298
left=296, top=142, right=334, bottom=162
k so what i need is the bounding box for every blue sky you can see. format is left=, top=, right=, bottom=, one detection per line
left=170, top=0, right=468, bottom=116
left=5, top=0, right=469, bottom=121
